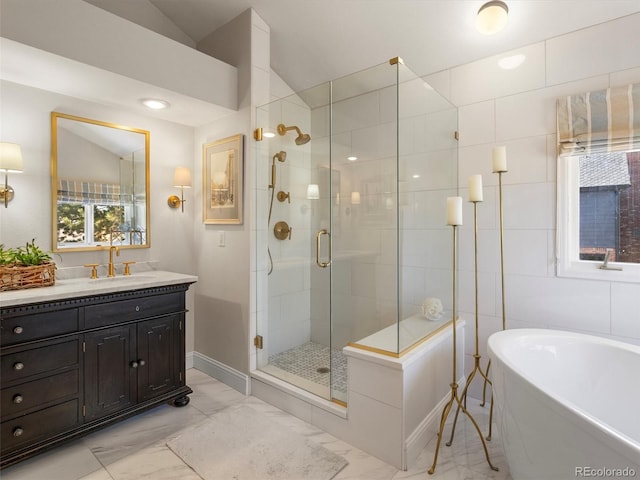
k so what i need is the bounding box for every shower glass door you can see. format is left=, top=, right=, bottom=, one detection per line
left=255, top=58, right=457, bottom=405
left=255, top=82, right=335, bottom=401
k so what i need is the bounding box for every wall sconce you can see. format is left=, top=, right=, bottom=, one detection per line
left=307, top=184, right=320, bottom=200
left=476, top=1, right=509, bottom=35
left=351, top=191, right=361, bottom=205
left=168, top=166, right=191, bottom=212
left=0, top=142, right=24, bottom=208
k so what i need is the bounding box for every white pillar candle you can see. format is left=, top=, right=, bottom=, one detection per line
left=468, top=174, right=483, bottom=202
left=492, top=146, right=507, bottom=173
left=446, top=196, right=463, bottom=226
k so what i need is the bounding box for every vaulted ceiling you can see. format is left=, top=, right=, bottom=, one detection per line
left=89, top=0, right=640, bottom=92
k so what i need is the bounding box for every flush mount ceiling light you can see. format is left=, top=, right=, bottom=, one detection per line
left=141, top=98, right=170, bottom=110
left=476, top=0, right=509, bottom=35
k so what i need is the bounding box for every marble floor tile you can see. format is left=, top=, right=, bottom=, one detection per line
left=81, top=401, right=207, bottom=466
left=105, top=444, right=201, bottom=480
left=0, top=440, right=103, bottom=480
left=79, top=468, right=115, bottom=480
left=2, top=369, right=512, bottom=480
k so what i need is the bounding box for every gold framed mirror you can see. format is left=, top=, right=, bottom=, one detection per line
left=51, top=112, right=150, bottom=252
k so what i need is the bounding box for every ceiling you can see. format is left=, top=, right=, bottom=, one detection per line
left=91, top=0, right=640, bottom=93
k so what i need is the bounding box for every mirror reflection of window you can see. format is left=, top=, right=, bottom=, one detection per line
left=51, top=112, right=150, bottom=251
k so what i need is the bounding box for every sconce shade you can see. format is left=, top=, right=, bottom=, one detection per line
left=173, top=167, right=192, bottom=187
left=307, top=184, right=320, bottom=200
left=476, top=0, right=509, bottom=35
left=351, top=191, right=361, bottom=204
left=0, top=143, right=24, bottom=172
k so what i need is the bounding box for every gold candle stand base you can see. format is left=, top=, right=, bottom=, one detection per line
left=428, top=224, right=498, bottom=475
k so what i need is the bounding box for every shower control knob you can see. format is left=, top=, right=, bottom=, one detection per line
left=277, top=191, right=290, bottom=203
left=274, top=221, right=292, bottom=240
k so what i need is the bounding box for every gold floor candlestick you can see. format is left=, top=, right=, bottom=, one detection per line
left=428, top=224, right=498, bottom=475
left=480, top=168, right=507, bottom=441
left=444, top=202, right=495, bottom=463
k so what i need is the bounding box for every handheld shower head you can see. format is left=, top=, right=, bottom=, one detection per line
left=277, top=123, right=311, bottom=146
left=269, top=151, right=287, bottom=189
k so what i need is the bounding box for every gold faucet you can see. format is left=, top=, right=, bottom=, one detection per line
left=108, top=227, right=122, bottom=277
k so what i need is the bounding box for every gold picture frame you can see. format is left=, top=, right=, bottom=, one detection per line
left=203, top=134, right=243, bottom=224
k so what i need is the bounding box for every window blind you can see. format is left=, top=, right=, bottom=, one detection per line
left=557, top=83, right=639, bottom=156
left=58, top=178, right=123, bottom=205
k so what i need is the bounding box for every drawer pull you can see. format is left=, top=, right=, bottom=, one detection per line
left=13, top=326, right=24, bottom=334
left=13, top=394, right=23, bottom=404
left=135, top=306, right=140, bottom=312
left=13, top=427, right=24, bottom=437
left=13, top=362, right=24, bottom=371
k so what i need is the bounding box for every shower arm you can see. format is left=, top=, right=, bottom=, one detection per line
left=277, top=124, right=302, bottom=136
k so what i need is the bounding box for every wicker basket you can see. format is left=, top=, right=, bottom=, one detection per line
left=0, top=262, right=56, bottom=291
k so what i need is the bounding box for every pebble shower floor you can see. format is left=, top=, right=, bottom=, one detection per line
left=268, top=341, right=348, bottom=398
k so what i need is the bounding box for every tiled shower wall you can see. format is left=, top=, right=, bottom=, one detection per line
left=424, top=13, right=640, bottom=397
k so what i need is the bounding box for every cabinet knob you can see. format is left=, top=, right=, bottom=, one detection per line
left=130, top=359, right=146, bottom=368
left=13, top=362, right=24, bottom=371
left=13, top=326, right=24, bottom=334
left=13, top=427, right=23, bottom=437
left=13, top=394, right=23, bottom=404
left=135, top=306, right=140, bottom=312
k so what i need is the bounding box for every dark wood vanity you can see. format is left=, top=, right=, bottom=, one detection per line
left=0, top=280, right=194, bottom=469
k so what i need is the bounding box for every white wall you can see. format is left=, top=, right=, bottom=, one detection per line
left=422, top=12, right=640, bottom=397
left=190, top=9, right=271, bottom=382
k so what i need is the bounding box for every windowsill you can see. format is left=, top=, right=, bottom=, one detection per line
left=557, top=260, right=640, bottom=284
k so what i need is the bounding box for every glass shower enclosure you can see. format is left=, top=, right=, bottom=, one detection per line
left=255, top=58, right=458, bottom=405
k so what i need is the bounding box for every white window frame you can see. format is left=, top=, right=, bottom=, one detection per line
left=556, top=154, right=640, bottom=283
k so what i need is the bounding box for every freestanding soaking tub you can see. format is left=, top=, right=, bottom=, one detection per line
left=488, top=329, right=640, bottom=480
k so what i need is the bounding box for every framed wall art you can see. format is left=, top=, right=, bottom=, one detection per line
left=202, top=134, right=243, bottom=224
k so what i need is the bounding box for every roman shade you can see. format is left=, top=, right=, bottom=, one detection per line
left=557, top=83, right=640, bottom=156
left=58, top=178, right=125, bottom=205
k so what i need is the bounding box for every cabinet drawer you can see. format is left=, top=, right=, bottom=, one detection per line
left=1, top=399, right=80, bottom=453
left=1, top=337, right=80, bottom=384
left=84, top=292, right=184, bottom=329
left=1, top=369, right=79, bottom=420
left=1, top=308, right=79, bottom=347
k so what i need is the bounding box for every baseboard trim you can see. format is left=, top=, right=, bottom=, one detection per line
left=192, top=351, right=250, bottom=395
left=404, top=375, right=467, bottom=469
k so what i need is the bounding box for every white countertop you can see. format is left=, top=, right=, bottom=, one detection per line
left=0, top=270, right=198, bottom=307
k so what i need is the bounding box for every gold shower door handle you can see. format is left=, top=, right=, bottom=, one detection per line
left=316, top=229, right=331, bottom=268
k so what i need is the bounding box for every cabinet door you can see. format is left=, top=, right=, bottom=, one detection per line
left=136, top=314, right=183, bottom=402
left=84, top=325, right=137, bottom=421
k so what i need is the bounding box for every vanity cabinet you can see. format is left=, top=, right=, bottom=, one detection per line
left=0, top=283, right=193, bottom=469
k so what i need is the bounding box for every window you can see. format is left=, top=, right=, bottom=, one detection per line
left=57, top=203, right=127, bottom=247
left=556, top=83, right=640, bottom=282
left=56, top=177, right=145, bottom=248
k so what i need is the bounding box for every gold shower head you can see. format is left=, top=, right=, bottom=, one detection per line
left=277, top=124, right=311, bottom=145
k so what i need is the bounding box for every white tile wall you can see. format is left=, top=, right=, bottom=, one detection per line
left=611, top=283, right=640, bottom=340
left=546, top=13, right=640, bottom=87
left=451, top=13, right=640, bottom=359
